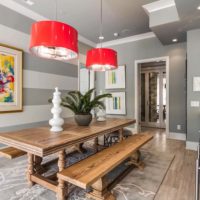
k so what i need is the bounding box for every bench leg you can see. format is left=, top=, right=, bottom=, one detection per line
left=86, top=178, right=116, bottom=200
left=27, top=153, right=34, bottom=187
left=57, top=150, right=67, bottom=200
left=126, top=150, right=145, bottom=170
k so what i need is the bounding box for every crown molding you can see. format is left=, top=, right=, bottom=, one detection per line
left=96, top=32, right=156, bottom=47
left=78, top=35, right=96, bottom=47
left=0, top=0, right=96, bottom=47
left=143, top=0, right=176, bottom=15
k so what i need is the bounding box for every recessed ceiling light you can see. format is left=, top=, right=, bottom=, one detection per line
left=172, top=38, right=178, bottom=42
left=197, top=5, right=200, bottom=10
left=24, top=0, right=34, bottom=6
left=114, top=33, right=119, bottom=37
left=99, top=36, right=104, bottom=40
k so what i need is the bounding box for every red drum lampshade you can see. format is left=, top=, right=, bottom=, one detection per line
left=86, top=48, right=118, bottom=71
left=30, top=21, right=78, bottom=60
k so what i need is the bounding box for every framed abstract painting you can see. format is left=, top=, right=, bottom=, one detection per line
left=0, top=44, right=23, bottom=113
left=106, top=92, right=126, bottom=115
left=105, top=65, right=126, bottom=89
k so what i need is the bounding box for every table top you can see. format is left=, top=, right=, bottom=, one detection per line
left=0, top=118, right=136, bottom=157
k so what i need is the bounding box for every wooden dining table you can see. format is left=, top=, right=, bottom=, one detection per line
left=0, top=117, right=136, bottom=199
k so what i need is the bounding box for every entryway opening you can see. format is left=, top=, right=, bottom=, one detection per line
left=135, top=57, right=169, bottom=135
left=140, top=61, right=166, bottom=129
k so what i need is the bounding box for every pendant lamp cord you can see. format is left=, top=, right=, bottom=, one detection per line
left=55, top=0, right=58, bottom=21
left=100, top=0, right=103, bottom=48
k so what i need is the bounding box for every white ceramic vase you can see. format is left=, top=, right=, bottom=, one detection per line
left=49, top=87, right=64, bottom=132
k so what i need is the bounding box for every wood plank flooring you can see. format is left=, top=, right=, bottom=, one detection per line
left=141, top=128, right=196, bottom=200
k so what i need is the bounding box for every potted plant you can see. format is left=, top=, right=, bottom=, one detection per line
left=61, top=88, right=112, bottom=126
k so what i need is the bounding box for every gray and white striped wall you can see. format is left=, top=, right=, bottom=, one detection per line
left=0, top=4, right=93, bottom=131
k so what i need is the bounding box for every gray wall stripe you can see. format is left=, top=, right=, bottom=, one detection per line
left=24, top=53, right=78, bottom=77
left=23, top=88, right=70, bottom=106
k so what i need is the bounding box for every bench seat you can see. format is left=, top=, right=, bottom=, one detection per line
left=0, top=147, right=26, bottom=159
left=58, top=133, right=153, bottom=190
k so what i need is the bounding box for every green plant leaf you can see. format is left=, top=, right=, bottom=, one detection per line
left=60, top=88, right=112, bottom=114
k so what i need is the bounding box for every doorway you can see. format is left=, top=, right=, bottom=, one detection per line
left=140, top=63, right=166, bottom=129
left=134, top=57, right=169, bottom=135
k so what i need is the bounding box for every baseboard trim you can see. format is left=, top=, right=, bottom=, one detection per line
left=168, top=132, right=186, bottom=141
left=125, top=127, right=137, bottom=134
left=186, top=141, right=198, bottom=151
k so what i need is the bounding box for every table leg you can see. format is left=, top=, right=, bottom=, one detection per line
left=119, top=128, right=124, bottom=142
left=75, top=143, right=87, bottom=153
left=27, top=153, right=34, bottom=187
left=57, top=150, right=67, bottom=200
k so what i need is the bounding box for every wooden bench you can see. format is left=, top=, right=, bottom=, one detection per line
left=57, top=132, right=153, bottom=200
left=0, top=147, right=26, bottom=159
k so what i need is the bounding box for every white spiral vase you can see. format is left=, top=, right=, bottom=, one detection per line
left=49, top=87, right=64, bottom=132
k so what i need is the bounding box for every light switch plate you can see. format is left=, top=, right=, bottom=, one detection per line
left=191, top=101, right=200, bottom=107
left=177, top=125, right=181, bottom=130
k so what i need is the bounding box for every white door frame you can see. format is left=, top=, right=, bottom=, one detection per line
left=134, top=56, right=170, bottom=136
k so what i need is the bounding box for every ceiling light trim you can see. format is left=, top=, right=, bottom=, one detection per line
left=96, top=32, right=156, bottom=47
left=0, top=0, right=96, bottom=47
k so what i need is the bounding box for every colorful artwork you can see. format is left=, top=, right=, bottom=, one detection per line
left=0, top=44, right=23, bottom=113
left=113, top=96, right=121, bottom=110
left=0, top=54, right=15, bottom=103
left=105, top=65, right=126, bottom=89
left=106, top=92, right=126, bottom=115
left=108, top=71, right=117, bottom=85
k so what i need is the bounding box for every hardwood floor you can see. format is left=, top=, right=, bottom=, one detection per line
left=141, top=128, right=196, bottom=200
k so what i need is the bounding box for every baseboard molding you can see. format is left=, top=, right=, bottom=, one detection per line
left=186, top=141, right=198, bottom=151
left=125, top=127, right=137, bottom=134
left=168, top=132, right=186, bottom=141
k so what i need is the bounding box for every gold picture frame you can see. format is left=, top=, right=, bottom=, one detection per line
left=0, top=43, right=23, bottom=113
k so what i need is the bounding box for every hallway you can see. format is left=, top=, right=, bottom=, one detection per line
left=141, top=128, right=196, bottom=200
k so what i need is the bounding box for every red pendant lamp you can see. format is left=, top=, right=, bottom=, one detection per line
left=86, top=0, right=118, bottom=71
left=86, top=48, right=117, bottom=71
left=29, top=1, right=78, bottom=61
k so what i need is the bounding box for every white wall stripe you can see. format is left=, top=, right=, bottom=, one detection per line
left=23, top=69, right=78, bottom=90
left=0, top=23, right=86, bottom=65
left=0, top=0, right=96, bottom=47
left=0, top=105, right=73, bottom=128
left=0, top=23, right=29, bottom=51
